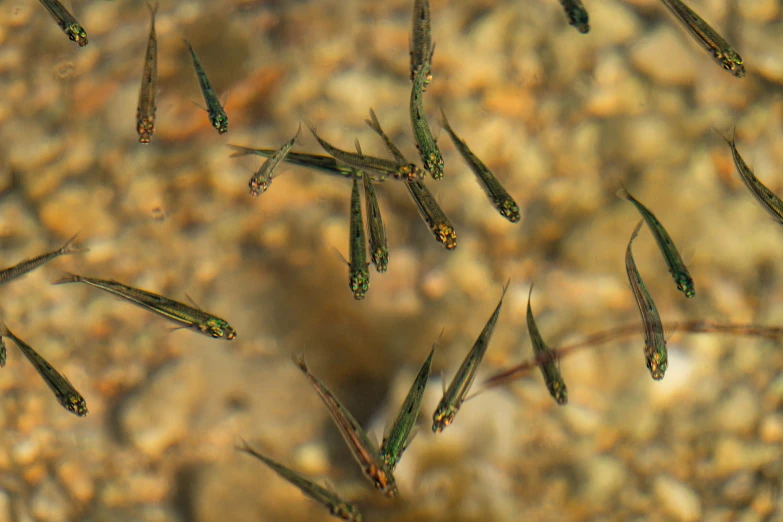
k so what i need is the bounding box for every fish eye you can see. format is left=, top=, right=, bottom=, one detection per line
left=211, top=330, right=223, bottom=338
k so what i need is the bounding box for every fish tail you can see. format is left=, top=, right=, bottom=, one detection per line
left=438, top=104, right=450, bottom=131
left=227, top=144, right=253, bottom=158
left=147, top=1, right=159, bottom=16
left=365, top=108, right=382, bottom=134
left=292, top=353, right=308, bottom=373
left=60, top=233, right=89, bottom=255
left=712, top=126, right=736, bottom=147
left=615, top=186, right=631, bottom=201
left=0, top=322, right=9, bottom=338
left=304, top=119, right=318, bottom=138
left=52, top=272, right=82, bottom=285
left=630, top=219, right=644, bottom=241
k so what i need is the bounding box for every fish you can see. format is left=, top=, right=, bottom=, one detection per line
left=364, top=108, right=420, bottom=171
left=228, top=145, right=387, bottom=182
left=184, top=40, right=229, bottom=134
left=433, top=281, right=508, bottom=433
left=558, top=0, right=590, bottom=33
left=380, top=341, right=435, bottom=470
left=38, top=0, right=88, bottom=46
left=617, top=186, right=695, bottom=298
left=0, top=323, right=88, bottom=416
left=410, top=59, right=444, bottom=180
left=53, top=273, right=236, bottom=340
left=237, top=440, right=363, bottom=521
left=306, top=122, right=421, bottom=181
left=293, top=354, right=397, bottom=497
left=362, top=169, right=389, bottom=273
left=659, top=0, right=745, bottom=78
left=439, top=106, right=521, bottom=223
left=0, top=233, right=87, bottom=287
left=347, top=174, right=370, bottom=299
left=526, top=284, right=568, bottom=405
left=0, top=336, right=5, bottom=368
left=248, top=124, right=301, bottom=196
left=405, top=179, right=457, bottom=250
left=626, top=220, right=668, bottom=380
left=137, top=3, right=159, bottom=144
left=410, top=0, right=433, bottom=87
left=716, top=127, right=783, bottom=224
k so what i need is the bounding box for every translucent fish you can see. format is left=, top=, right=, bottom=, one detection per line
left=526, top=284, right=568, bottom=405
left=0, top=233, right=88, bottom=287
left=137, top=3, right=159, bottom=144
left=362, top=170, right=389, bottom=273
left=558, top=0, right=590, bottom=33
left=410, top=59, right=444, bottom=180
left=348, top=174, right=370, bottom=299
left=184, top=40, right=229, bottom=134
left=38, top=0, right=88, bottom=46
left=410, top=0, right=433, bottom=87
left=248, top=124, right=300, bottom=196
left=405, top=179, right=457, bottom=250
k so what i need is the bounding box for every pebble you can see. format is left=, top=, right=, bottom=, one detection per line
left=630, top=26, right=697, bottom=85
left=722, top=471, right=756, bottom=504
left=712, top=437, right=781, bottom=476
left=580, top=455, right=629, bottom=503
left=0, top=491, right=10, bottom=522
left=119, top=358, right=205, bottom=458
left=30, top=478, right=71, bottom=522
left=653, top=475, right=702, bottom=522
left=715, top=385, right=760, bottom=434
left=737, top=0, right=779, bottom=21
left=759, top=413, right=783, bottom=442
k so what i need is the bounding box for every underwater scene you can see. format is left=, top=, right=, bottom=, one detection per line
left=0, top=0, right=782, bottom=520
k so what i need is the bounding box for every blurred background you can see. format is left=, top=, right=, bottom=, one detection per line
left=0, top=0, right=782, bottom=520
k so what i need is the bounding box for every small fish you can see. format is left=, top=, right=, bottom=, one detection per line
left=659, top=0, right=745, bottom=78
left=306, top=122, right=421, bottom=181
left=410, top=0, right=433, bottom=87
left=558, top=0, right=590, bottom=33
left=0, top=336, right=6, bottom=368
left=53, top=273, right=236, bottom=339
left=526, top=284, right=568, bottom=405
left=405, top=179, right=457, bottom=250
left=362, top=170, right=389, bottom=273
left=364, top=108, right=417, bottom=169
left=439, top=107, right=520, bottom=223
left=228, top=145, right=387, bottom=182
left=433, top=281, right=508, bottom=433
left=38, top=0, right=88, bottom=46
left=617, top=186, right=695, bottom=298
left=626, top=220, right=668, bottom=380
left=0, top=323, right=88, bottom=416
left=381, top=341, right=435, bottom=470
left=137, top=3, right=159, bottom=144
left=347, top=174, right=370, bottom=299
left=0, top=234, right=87, bottom=287
left=184, top=40, right=229, bottom=134
left=293, top=354, right=397, bottom=497
left=248, top=124, right=301, bottom=196
left=410, top=59, right=444, bottom=180
left=716, top=128, right=783, bottom=224
left=237, top=440, right=363, bottom=522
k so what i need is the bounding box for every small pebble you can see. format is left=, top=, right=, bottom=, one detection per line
left=30, top=479, right=70, bottom=522
left=653, top=475, right=702, bottom=522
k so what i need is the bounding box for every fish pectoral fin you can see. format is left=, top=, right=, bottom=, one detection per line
left=323, top=478, right=339, bottom=495
left=184, top=292, right=203, bottom=310
left=404, top=426, right=420, bottom=448
left=190, top=99, right=207, bottom=112
left=331, top=246, right=350, bottom=267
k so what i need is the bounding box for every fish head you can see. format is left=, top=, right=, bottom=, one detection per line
left=434, top=224, right=457, bottom=250
left=212, top=114, right=229, bottom=135
left=720, top=50, right=746, bottom=78
left=349, top=268, right=369, bottom=300
left=675, top=275, right=695, bottom=298
left=62, top=394, right=89, bottom=417
left=647, top=351, right=668, bottom=381
left=367, top=465, right=397, bottom=497
left=550, top=381, right=568, bottom=405
left=67, top=24, right=88, bottom=46
left=248, top=177, right=269, bottom=197
left=332, top=503, right=362, bottom=521
left=424, top=153, right=444, bottom=180
left=372, top=249, right=389, bottom=273
left=498, top=198, right=521, bottom=223
left=202, top=319, right=236, bottom=340
left=137, top=119, right=155, bottom=144
left=567, top=10, right=590, bottom=34
left=431, top=406, right=454, bottom=433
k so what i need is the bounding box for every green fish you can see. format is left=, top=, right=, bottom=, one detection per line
left=410, top=0, right=434, bottom=87
left=248, top=124, right=301, bottom=196
left=184, top=39, right=229, bottom=134
left=237, top=440, right=363, bottom=521
left=558, top=0, right=590, bottom=33
left=293, top=354, right=397, bottom=497
left=526, top=284, right=568, bottom=405
left=0, top=233, right=87, bottom=287
left=38, top=0, right=88, bottom=46
left=717, top=128, right=783, bottom=224
left=410, top=59, right=444, bottom=180
left=405, top=179, right=457, bottom=250
left=433, top=281, right=508, bottom=433
left=380, top=342, right=435, bottom=470
left=626, top=220, right=668, bottom=380
left=137, top=3, right=159, bottom=144
left=53, top=273, right=236, bottom=340
left=0, top=323, right=88, bottom=416
left=362, top=170, right=389, bottom=273
left=617, top=186, right=695, bottom=298
left=439, top=106, right=520, bottom=223
left=347, top=173, right=370, bottom=299
left=659, top=0, right=745, bottom=77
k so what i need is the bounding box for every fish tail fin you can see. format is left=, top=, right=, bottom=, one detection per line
left=712, top=126, right=736, bottom=147
left=292, top=353, right=308, bottom=373
left=227, top=144, right=253, bottom=158
left=630, top=219, right=644, bottom=242
left=365, top=108, right=383, bottom=135
left=0, top=322, right=8, bottom=338
left=52, top=272, right=81, bottom=285
left=147, top=2, right=159, bottom=17
left=60, top=233, right=89, bottom=255
left=615, top=185, right=631, bottom=201
left=304, top=119, right=318, bottom=137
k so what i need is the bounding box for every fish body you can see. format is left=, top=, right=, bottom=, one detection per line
left=558, top=0, right=590, bottom=33
left=348, top=174, right=370, bottom=299
left=364, top=108, right=424, bottom=181
left=526, top=285, right=568, bottom=405
left=362, top=171, right=389, bottom=273
left=617, top=187, right=695, bottom=298
left=405, top=179, right=457, bottom=249
left=439, top=107, right=520, bottom=223
left=307, top=123, right=420, bottom=181
left=0, top=234, right=87, bottom=287
left=410, top=60, right=444, bottom=179
left=433, top=281, right=508, bottom=433
left=38, top=0, right=88, bottom=46
left=717, top=128, right=783, bottom=224
left=626, top=220, right=668, bottom=380
left=0, top=323, right=87, bottom=416
left=248, top=124, right=300, bottom=196
left=0, top=336, right=5, bottom=368
left=410, top=0, right=433, bottom=87
left=53, top=273, right=236, bottom=339
left=184, top=40, right=229, bottom=134
left=293, top=355, right=397, bottom=497
left=380, top=343, right=435, bottom=469
left=237, top=441, right=363, bottom=521
left=659, top=0, right=745, bottom=77
left=137, top=3, right=159, bottom=144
